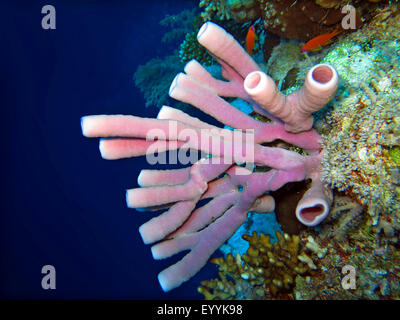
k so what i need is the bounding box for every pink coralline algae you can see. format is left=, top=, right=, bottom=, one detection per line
left=81, top=22, right=339, bottom=292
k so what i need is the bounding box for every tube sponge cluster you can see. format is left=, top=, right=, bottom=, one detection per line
left=81, top=22, right=338, bottom=292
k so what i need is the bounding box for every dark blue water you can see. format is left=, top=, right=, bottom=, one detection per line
left=0, top=0, right=219, bottom=299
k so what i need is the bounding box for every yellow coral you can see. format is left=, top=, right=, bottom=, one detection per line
left=389, top=146, right=400, bottom=165
left=198, top=231, right=313, bottom=299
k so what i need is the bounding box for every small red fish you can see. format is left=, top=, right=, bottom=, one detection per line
left=300, top=29, right=342, bottom=53
left=246, top=25, right=258, bottom=56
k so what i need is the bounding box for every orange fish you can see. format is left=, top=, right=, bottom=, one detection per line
left=300, top=29, right=342, bottom=53
left=246, top=25, right=258, bottom=56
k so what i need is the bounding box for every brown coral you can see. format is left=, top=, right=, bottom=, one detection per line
left=260, top=0, right=391, bottom=41
left=198, top=231, right=314, bottom=299
left=199, top=0, right=385, bottom=42
left=295, top=225, right=400, bottom=299
left=260, top=0, right=350, bottom=41
left=199, top=0, right=261, bottom=23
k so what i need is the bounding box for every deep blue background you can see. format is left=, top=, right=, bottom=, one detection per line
left=0, top=0, right=220, bottom=299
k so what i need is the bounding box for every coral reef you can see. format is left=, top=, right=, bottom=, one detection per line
left=179, top=31, right=215, bottom=66
left=261, top=3, right=400, bottom=229
left=261, top=0, right=389, bottom=41
left=199, top=0, right=260, bottom=23
left=197, top=2, right=400, bottom=301
left=200, top=219, right=400, bottom=299
left=294, top=224, right=400, bottom=299
left=260, top=0, right=346, bottom=41
left=219, top=211, right=283, bottom=258
left=87, top=1, right=400, bottom=299
left=198, top=231, right=313, bottom=299
left=199, top=0, right=232, bottom=21
left=265, top=40, right=303, bottom=88
left=319, top=4, right=400, bottom=224
left=198, top=0, right=386, bottom=42
left=199, top=4, right=400, bottom=301
left=227, top=0, right=261, bottom=23
left=318, top=195, right=364, bottom=241
left=160, top=8, right=216, bottom=66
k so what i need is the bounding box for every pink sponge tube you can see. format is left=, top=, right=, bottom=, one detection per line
left=244, top=63, right=339, bottom=133
left=295, top=183, right=333, bottom=227
left=295, top=174, right=333, bottom=227
left=197, top=22, right=260, bottom=79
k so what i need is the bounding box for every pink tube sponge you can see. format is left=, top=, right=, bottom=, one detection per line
left=244, top=63, right=339, bottom=133
left=296, top=179, right=333, bottom=226
left=80, top=22, right=336, bottom=292
left=197, top=22, right=260, bottom=78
